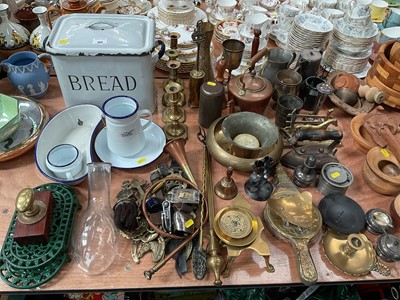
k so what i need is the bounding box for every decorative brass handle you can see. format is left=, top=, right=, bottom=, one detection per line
left=292, top=239, right=318, bottom=286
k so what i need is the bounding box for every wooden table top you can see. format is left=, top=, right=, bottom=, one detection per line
left=0, top=66, right=399, bottom=294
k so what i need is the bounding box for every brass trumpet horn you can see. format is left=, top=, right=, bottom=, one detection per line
left=164, top=138, right=198, bottom=187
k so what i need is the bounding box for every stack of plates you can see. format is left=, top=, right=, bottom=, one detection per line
left=322, top=16, right=378, bottom=74
left=287, top=13, right=333, bottom=53
left=214, top=19, right=242, bottom=44
left=323, top=45, right=372, bottom=73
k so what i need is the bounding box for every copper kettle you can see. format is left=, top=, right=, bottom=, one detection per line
left=228, top=47, right=273, bottom=115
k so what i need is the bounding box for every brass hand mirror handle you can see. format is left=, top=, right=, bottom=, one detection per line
left=292, top=239, right=318, bottom=286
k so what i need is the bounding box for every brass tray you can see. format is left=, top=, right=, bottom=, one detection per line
left=214, top=205, right=259, bottom=247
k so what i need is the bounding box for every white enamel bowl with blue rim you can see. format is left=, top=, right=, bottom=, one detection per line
left=35, top=104, right=103, bottom=185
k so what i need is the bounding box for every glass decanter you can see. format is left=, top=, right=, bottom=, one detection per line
left=72, top=162, right=119, bottom=275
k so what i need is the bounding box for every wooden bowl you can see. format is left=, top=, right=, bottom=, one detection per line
left=389, top=41, right=400, bottom=64
left=350, top=113, right=378, bottom=153
left=371, top=51, right=400, bottom=92
left=366, top=72, right=400, bottom=109
left=362, top=147, right=400, bottom=195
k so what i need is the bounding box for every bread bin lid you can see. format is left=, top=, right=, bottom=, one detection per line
left=46, top=14, right=155, bottom=56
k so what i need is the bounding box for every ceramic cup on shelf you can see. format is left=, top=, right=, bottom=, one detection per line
left=370, top=0, right=388, bottom=22
left=102, top=95, right=153, bottom=157
left=216, top=0, right=237, bottom=18
left=383, top=7, right=400, bottom=28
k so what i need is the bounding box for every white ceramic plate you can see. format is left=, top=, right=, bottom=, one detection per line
left=95, top=119, right=166, bottom=168
left=35, top=104, right=103, bottom=185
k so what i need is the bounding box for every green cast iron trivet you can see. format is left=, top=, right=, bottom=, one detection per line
left=0, top=183, right=80, bottom=289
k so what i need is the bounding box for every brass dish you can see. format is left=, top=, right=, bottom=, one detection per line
left=206, top=116, right=283, bottom=172
left=214, top=205, right=259, bottom=247
left=264, top=202, right=322, bottom=286
left=322, top=229, right=390, bottom=277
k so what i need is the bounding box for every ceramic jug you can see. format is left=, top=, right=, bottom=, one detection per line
left=1, top=51, right=53, bottom=98
left=30, top=6, right=52, bottom=52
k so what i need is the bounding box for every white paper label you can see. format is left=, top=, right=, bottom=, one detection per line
left=93, top=38, right=107, bottom=45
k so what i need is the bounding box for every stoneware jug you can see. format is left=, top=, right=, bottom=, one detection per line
left=1, top=51, right=53, bottom=98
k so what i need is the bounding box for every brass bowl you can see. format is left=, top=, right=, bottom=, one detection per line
left=206, top=115, right=283, bottom=172
left=221, top=112, right=279, bottom=159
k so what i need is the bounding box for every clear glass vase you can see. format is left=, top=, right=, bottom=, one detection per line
left=72, top=162, right=119, bottom=275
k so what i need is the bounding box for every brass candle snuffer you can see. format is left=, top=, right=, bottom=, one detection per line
left=263, top=163, right=322, bottom=286
left=197, top=127, right=225, bottom=285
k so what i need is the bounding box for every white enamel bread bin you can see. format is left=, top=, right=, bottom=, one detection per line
left=46, top=14, right=164, bottom=112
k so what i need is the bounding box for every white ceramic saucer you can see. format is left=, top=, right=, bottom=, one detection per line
left=95, top=119, right=166, bottom=169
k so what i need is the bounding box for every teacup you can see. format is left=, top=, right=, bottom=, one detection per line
left=100, top=0, right=121, bottom=13
left=315, top=0, right=337, bottom=9
left=322, top=8, right=345, bottom=21
left=370, top=0, right=388, bottom=22
left=378, top=26, right=400, bottom=44
left=216, top=0, right=237, bottom=18
left=383, top=7, right=400, bottom=28
left=46, top=143, right=83, bottom=180
left=102, top=95, right=153, bottom=157
left=245, top=12, right=271, bottom=30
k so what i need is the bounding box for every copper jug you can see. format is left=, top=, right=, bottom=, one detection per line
left=228, top=47, right=273, bottom=114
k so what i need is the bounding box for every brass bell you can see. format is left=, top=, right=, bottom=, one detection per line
left=214, top=166, right=238, bottom=200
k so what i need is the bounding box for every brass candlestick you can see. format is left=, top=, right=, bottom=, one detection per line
left=163, top=60, right=185, bottom=107
left=189, top=20, right=205, bottom=108
left=163, top=82, right=187, bottom=141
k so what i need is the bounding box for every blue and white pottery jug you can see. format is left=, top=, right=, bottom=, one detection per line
left=1, top=51, right=53, bottom=98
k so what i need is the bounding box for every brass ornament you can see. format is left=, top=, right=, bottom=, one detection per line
left=263, top=164, right=321, bottom=285
left=322, top=229, right=390, bottom=277
left=16, top=188, right=47, bottom=225
left=215, top=193, right=275, bottom=278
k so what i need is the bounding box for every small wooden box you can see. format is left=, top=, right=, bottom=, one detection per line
left=13, top=190, right=54, bottom=246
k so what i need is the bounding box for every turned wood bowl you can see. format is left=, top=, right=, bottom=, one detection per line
left=350, top=113, right=378, bottom=153
left=362, top=147, right=400, bottom=195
